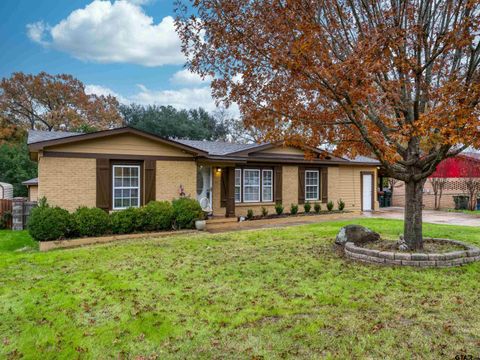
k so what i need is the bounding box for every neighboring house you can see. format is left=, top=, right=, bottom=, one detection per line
left=22, top=178, right=38, bottom=202
left=0, top=182, right=13, bottom=200
left=26, top=127, right=379, bottom=216
left=391, top=153, right=480, bottom=209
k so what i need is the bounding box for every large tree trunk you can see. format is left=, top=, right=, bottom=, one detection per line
left=404, top=180, right=425, bottom=250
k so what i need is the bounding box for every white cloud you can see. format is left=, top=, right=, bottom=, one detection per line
left=85, top=84, right=128, bottom=103
left=26, top=1, right=184, bottom=67
left=131, top=84, right=217, bottom=111
left=26, top=21, right=49, bottom=45
left=170, top=69, right=212, bottom=86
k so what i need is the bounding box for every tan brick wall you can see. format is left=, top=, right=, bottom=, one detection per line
left=28, top=185, right=38, bottom=202
left=38, top=156, right=96, bottom=212
left=282, top=166, right=299, bottom=207
left=391, top=178, right=470, bottom=210
left=156, top=161, right=197, bottom=202
left=329, top=166, right=378, bottom=211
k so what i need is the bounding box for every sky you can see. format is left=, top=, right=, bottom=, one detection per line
left=0, top=0, right=225, bottom=113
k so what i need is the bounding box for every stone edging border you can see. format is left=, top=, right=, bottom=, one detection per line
left=344, top=238, right=480, bottom=267
left=38, top=229, right=197, bottom=252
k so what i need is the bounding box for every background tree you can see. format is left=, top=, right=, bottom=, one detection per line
left=428, top=163, right=449, bottom=210
left=120, top=104, right=229, bottom=140
left=0, top=140, right=37, bottom=197
left=177, top=0, right=480, bottom=249
left=460, top=158, right=480, bottom=210
left=0, top=72, right=123, bottom=135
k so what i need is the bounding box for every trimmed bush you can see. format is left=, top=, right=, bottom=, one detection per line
left=172, top=197, right=203, bottom=229
left=74, top=207, right=111, bottom=237
left=290, top=204, right=299, bottom=215
left=246, top=209, right=254, bottom=220
left=141, top=201, right=174, bottom=231
left=337, top=199, right=345, bottom=211
left=28, top=206, right=74, bottom=241
left=275, top=203, right=284, bottom=215
left=304, top=202, right=311, bottom=213
left=261, top=206, right=268, bottom=217
left=110, top=207, right=142, bottom=234
left=314, top=202, right=321, bottom=213
left=327, top=201, right=334, bottom=211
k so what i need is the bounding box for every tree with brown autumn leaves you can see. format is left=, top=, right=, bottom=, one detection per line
left=0, top=72, right=123, bottom=141
left=176, top=0, right=480, bottom=249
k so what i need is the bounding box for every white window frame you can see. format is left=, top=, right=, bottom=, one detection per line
left=234, top=168, right=242, bottom=203
left=243, top=169, right=261, bottom=203
left=305, top=170, right=319, bottom=201
left=262, top=169, right=273, bottom=202
left=112, top=165, right=141, bottom=210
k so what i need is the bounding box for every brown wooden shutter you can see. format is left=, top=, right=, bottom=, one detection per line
left=226, top=167, right=236, bottom=217
left=274, top=166, right=282, bottom=203
left=96, top=158, right=110, bottom=211
left=220, top=168, right=227, bottom=207
left=298, top=166, right=305, bottom=204
left=144, top=160, right=156, bottom=205
left=321, top=167, right=328, bottom=203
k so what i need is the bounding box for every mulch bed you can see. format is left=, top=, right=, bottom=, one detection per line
left=364, top=238, right=466, bottom=253
left=249, top=210, right=349, bottom=221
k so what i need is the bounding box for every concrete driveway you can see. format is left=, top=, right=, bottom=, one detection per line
left=365, top=207, right=480, bottom=227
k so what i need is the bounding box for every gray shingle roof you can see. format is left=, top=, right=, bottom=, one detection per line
left=28, top=130, right=83, bottom=144
left=346, top=155, right=380, bottom=164
left=175, top=139, right=262, bottom=156
left=22, top=177, right=38, bottom=186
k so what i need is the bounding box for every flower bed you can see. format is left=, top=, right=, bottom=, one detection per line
left=246, top=210, right=349, bottom=221
left=344, top=238, right=480, bottom=267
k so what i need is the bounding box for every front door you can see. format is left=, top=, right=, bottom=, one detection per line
left=362, top=173, right=373, bottom=211
left=197, top=165, right=212, bottom=212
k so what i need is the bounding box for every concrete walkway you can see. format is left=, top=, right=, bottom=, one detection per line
left=365, top=207, right=480, bottom=227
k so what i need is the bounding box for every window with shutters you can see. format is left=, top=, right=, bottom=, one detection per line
left=262, top=169, right=273, bottom=202
left=305, top=170, right=319, bottom=201
left=112, top=165, right=140, bottom=209
left=235, top=168, right=274, bottom=203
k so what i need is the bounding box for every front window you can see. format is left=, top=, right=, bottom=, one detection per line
left=305, top=170, right=319, bottom=201
left=235, top=169, right=242, bottom=202
left=113, top=165, right=140, bottom=209
left=262, top=169, right=273, bottom=202
left=243, top=169, right=261, bottom=202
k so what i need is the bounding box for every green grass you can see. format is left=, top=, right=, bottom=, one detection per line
left=447, top=209, right=480, bottom=215
left=0, top=230, right=38, bottom=252
left=0, top=219, right=479, bottom=359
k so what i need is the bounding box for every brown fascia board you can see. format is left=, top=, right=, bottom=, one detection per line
left=28, top=127, right=208, bottom=156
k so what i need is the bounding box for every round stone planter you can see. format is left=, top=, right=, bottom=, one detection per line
left=344, top=238, right=480, bottom=268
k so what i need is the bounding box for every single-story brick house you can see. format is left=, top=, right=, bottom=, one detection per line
left=26, top=127, right=379, bottom=217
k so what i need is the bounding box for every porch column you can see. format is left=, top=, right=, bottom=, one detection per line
left=226, top=166, right=236, bottom=217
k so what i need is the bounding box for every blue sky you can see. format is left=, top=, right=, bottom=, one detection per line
left=0, top=0, right=220, bottom=112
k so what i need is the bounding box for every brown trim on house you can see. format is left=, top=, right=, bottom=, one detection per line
left=360, top=171, right=375, bottom=211
left=96, top=158, right=110, bottom=212
left=321, top=167, right=328, bottom=204
left=42, top=151, right=195, bottom=161
left=226, top=167, right=236, bottom=217
left=29, top=127, right=208, bottom=155
left=144, top=160, right=156, bottom=204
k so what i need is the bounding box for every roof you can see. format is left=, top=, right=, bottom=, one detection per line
left=461, top=152, right=480, bottom=162
left=175, top=139, right=261, bottom=156
left=26, top=127, right=379, bottom=165
left=28, top=130, right=83, bottom=145
left=22, top=177, right=38, bottom=186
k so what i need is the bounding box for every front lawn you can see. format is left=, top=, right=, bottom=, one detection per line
left=1, top=219, right=479, bottom=359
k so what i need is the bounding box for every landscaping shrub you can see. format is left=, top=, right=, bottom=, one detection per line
left=74, top=207, right=111, bottom=237
left=327, top=201, right=334, bottom=211
left=28, top=206, right=75, bottom=241
left=290, top=204, right=299, bottom=215
left=275, top=203, right=284, bottom=215
left=141, top=201, right=174, bottom=231
left=110, top=207, right=142, bottom=234
left=172, top=197, right=203, bottom=229
left=314, top=202, right=321, bottom=213
left=0, top=211, right=11, bottom=229
left=337, top=199, right=345, bottom=211
left=261, top=207, right=268, bottom=217
left=247, top=209, right=254, bottom=220
left=303, top=202, right=311, bottom=213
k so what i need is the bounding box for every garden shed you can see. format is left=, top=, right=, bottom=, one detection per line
left=0, top=182, right=13, bottom=200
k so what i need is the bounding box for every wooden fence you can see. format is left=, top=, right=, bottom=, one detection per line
left=0, top=199, right=13, bottom=229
